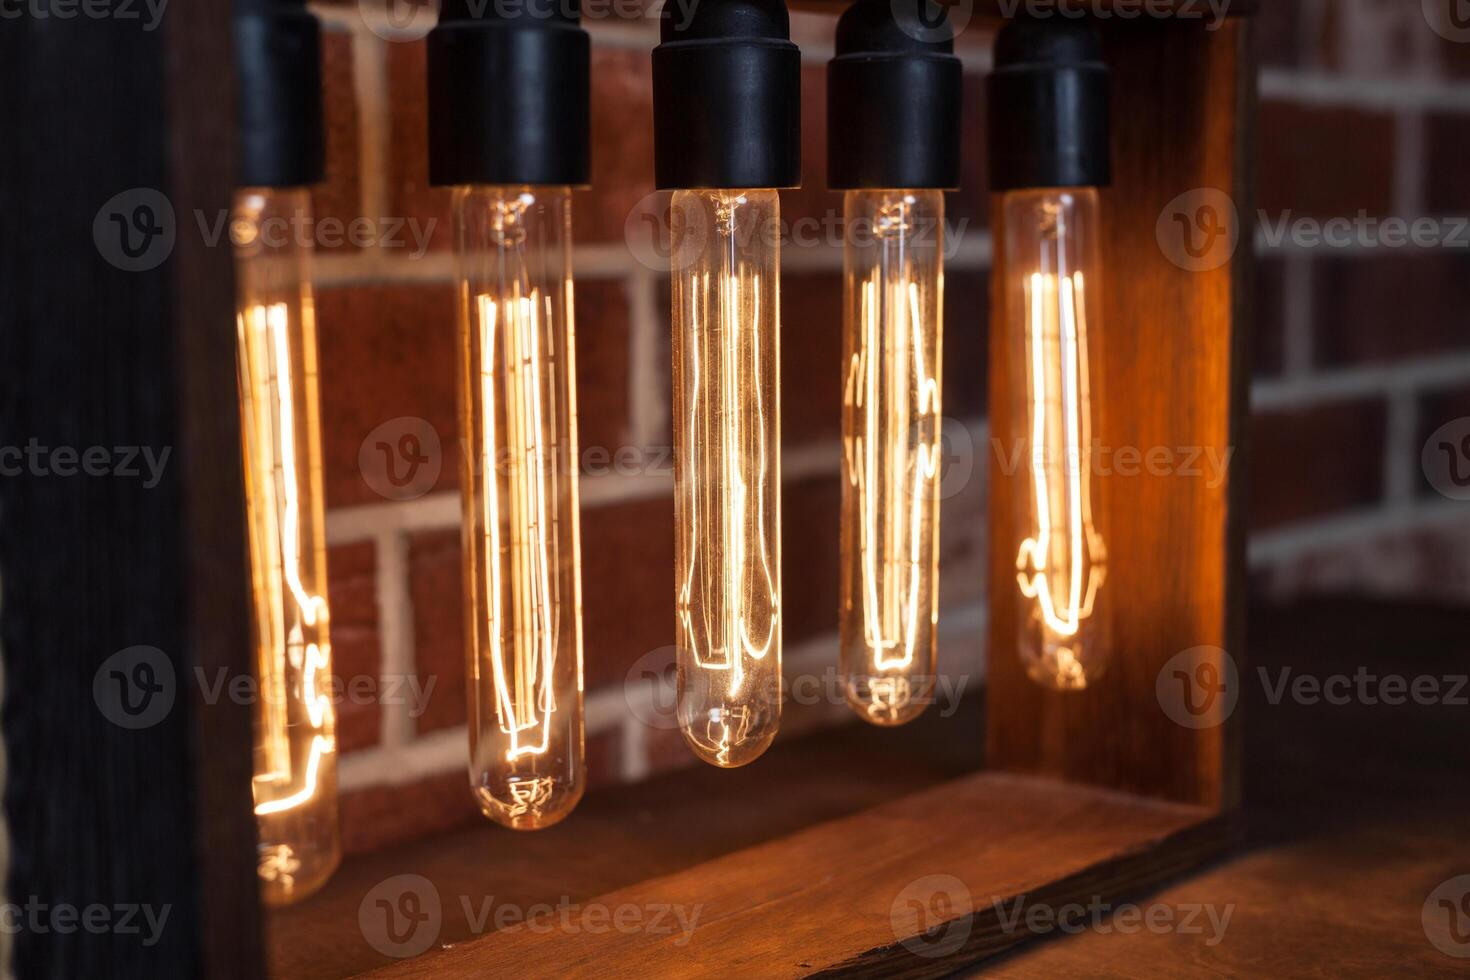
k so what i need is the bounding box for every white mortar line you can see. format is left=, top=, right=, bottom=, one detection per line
left=340, top=724, right=465, bottom=792
left=1383, top=385, right=1419, bottom=511
left=328, top=492, right=460, bottom=544
left=627, top=265, right=667, bottom=449
left=620, top=716, right=649, bottom=783
left=1394, top=110, right=1427, bottom=220
left=1281, top=252, right=1313, bottom=378
left=347, top=21, right=391, bottom=232
left=1248, top=499, right=1468, bottom=567
left=1259, top=68, right=1470, bottom=114
left=1251, top=351, right=1470, bottom=412
left=375, top=529, right=417, bottom=747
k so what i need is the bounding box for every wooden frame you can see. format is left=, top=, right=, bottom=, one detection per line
left=0, top=3, right=1253, bottom=978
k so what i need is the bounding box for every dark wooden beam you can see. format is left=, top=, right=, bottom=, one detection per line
left=0, top=1, right=262, bottom=976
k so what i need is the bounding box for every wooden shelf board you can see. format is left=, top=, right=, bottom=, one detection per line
left=365, top=773, right=1226, bottom=978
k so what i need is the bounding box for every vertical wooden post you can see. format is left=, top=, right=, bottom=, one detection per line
left=986, top=16, right=1254, bottom=810
left=0, top=1, right=263, bottom=976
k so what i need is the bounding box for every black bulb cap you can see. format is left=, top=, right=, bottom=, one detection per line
left=428, top=0, right=590, bottom=187
left=653, top=0, right=801, bottom=190
left=827, top=0, right=962, bottom=190
left=988, top=17, right=1111, bottom=191
left=235, top=0, right=324, bottom=188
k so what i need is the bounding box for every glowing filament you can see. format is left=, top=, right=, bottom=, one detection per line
left=1016, top=271, right=1106, bottom=643
left=477, top=290, right=560, bottom=763
left=243, top=301, right=333, bottom=818
left=846, top=276, right=941, bottom=681
left=672, top=189, right=782, bottom=768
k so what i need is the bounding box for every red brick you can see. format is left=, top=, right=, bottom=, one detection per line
left=581, top=496, right=675, bottom=690
left=782, top=475, right=842, bottom=646
left=1249, top=400, right=1386, bottom=530
left=1312, top=252, right=1470, bottom=367
left=780, top=272, right=844, bottom=447
left=944, top=267, right=989, bottom=420
left=1418, top=383, right=1470, bottom=499
left=949, top=72, right=990, bottom=235
left=385, top=39, right=453, bottom=252
left=329, top=542, right=382, bottom=752
left=1424, top=113, right=1470, bottom=215
left=1435, top=33, right=1470, bottom=80
left=340, top=768, right=478, bottom=856
left=408, top=528, right=466, bottom=733
left=571, top=278, right=633, bottom=465
left=316, top=283, right=460, bottom=509
left=578, top=47, right=656, bottom=245
left=939, top=418, right=987, bottom=607
left=1254, top=0, right=1306, bottom=68
left=643, top=724, right=697, bottom=780
left=312, top=27, right=362, bottom=252
left=781, top=64, right=839, bottom=234
left=1255, top=521, right=1470, bottom=605
left=584, top=727, right=623, bottom=790
left=1320, top=2, right=1423, bottom=76
left=1253, top=256, right=1286, bottom=378
left=1257, top=101, right=1395, bottom=218
left=317, top=279, right=626, bottom=509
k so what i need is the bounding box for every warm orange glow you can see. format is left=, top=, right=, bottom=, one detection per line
left=234, top=187, right=340, bottom=906
left=839, top=190, right=943, bottom=726
left=456, top=186, right=584, bottom=829
left=1004, top=188, right=1110, bottom=690
left=672, top=189, right=782, bottom=767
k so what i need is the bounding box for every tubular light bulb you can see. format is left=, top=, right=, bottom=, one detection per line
left=234, top=187, right=341, bottom=905
left=671, top=189, right=782, bottom=767
left=454, top=185, right=585, bottom=829
left=838, top=190, right=943, bottom=725
left=1003, top=187, right=1110, bottom=690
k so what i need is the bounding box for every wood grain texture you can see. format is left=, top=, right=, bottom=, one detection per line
left=363, top=773, right=1221, bottom=979
left=974, top=599, right=1470, bottom=978
left=169, top=0, right=269, bottom=975
left=268, top=698, right=987, bottom=979
left=986, top=17, right=1251, bottom=809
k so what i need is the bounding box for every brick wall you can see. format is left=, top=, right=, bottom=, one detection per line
left=305, top=2, right=1470, bottom=853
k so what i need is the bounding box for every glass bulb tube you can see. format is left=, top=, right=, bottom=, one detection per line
left=838, top=190, right=944, bottom=726
left=234, top=187, right=341, bottom=906
left=453, top=185, right=585, bottom=829
left=670, top=189, right=782, bottom=768
left=1002, top=187, right=1110, bottom=690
